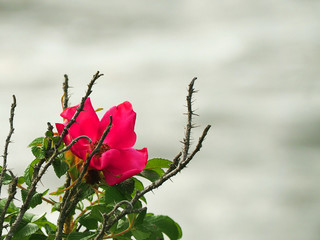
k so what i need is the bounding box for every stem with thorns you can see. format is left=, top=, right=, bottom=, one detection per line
left=0, top=95, right=16, bottom=196
left=5, top=72, right=103, bottom=240
left=94, top=77, right=211, bottom=237
left=55, top=116, right=112, bottom=240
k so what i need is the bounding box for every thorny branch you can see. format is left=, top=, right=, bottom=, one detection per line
left=55, top=116, right=113, bottom=240
left=57, top=71, right=103, bottom=147
left=63, top=74, right=70, bottom=110
left=95, top=77, right=211, bottom=238
left=62, top=74, right=72, bottom=206
left=0, top=73, right=211, bottom=240
left=0, top=174, right=18, bottom=238
left=0, top=95, right=16, bottom=196
left=5, top=72, right=104, bottom=240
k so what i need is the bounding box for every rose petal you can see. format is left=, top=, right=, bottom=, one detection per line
left=56, top=123, right=89, bottom=160
left=92, top=148, right=148, bottom=185
left=99, top=101, right=137, bottom=149
left=61, top=98, right=100, bottom=142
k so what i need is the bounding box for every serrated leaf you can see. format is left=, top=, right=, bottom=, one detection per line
left=31, top=146, right=45, bottom=159
left=28, top=137, right=44, bottom=147
left=146, top=214, right=182, bottom=240
left=145, top=158, right=172, bottom=169
left=24, top=159, right=40, bottom=186
left=21, top=189, right=43, bottom=208
left=52, top=158, right=69, bottom=178
left=31, top=212, right=46, bottom=223
left=132, top=177, right=144, bottom=191
left=100, top=185, right=126, bottom=204
left=139, top=169, right=161, bottom=182
left=116, top=178, right=135, bottom=197
left=79, top=214, right=98, bottom=230
left=12, top=223, right=39, bottom=239
left=89, top=204, right=112, bottom=222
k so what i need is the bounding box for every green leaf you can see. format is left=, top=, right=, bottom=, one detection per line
left=45, top=130, right=53, bottom=138
left=31, top=146, right=45, bottom=159
left=0, top=198, right=18, bottom=213
left=89, top=204, right=112, bottom=222
left=79, top=214, right=98, bottom=230
left=17, top=176, right=25, bottom=185
left=116, top=178, right=135, bottom=197
left=78, top=184, right=95, bottom=201
left=28, top=137, right=44, bottom=147
left=139, top=169, right=161, bottom=182
left=132, top=229, right=151, bottom=240
left=135, top=208, right=147, bottom=225
left=132, top=177, right=147, bottom=203
left=12, top=223, right=39, bottom=239
left=24, top=159, right=40, bottom=186
left=67, top=232, right=97, bottom=240
left=52, top=158, right=69, bottom=178
left=31, top=212, right=46, bottom=223
left=43, top=137, right=49, bottom=152
left=145, top=158, right=172, bottom=169
left=28, top=233, right=47, bottom=240
left=44, top=223, right=55, bottom=235
left=146, top=214, right=182, bottom=240
left=0, top=166, right=13, bottom=185
left=21, top=189, right=43, bottom=209
left=100, top=185, right=126, bottom=204
left=132, top=177, right=144, bottom=191
left=52, top=136, right=61, bottom=144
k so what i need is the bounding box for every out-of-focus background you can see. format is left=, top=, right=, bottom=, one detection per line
left=1, top=1, right=320, bottom=239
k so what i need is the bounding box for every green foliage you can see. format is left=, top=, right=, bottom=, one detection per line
left=66, top=231, right=97, bottom=240
left=24, top=158, right=40, bottom=186
left=0, top=166, right=13, bottom=185
left=1, top=132, right=183, bottom=240
left=12, top=223, right=39, bottom=239
left=52, top=158, right=69, bottom=178
left=135, top=214, right=182, bottom=240
left=139, top=158, right=172, bottom=182
left=28, top=137, right=45, bottom=148
left=145, top=158, right=172, bottom=169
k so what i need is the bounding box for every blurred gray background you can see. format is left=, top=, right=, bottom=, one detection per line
left=1, top=1, right=320, bottom=239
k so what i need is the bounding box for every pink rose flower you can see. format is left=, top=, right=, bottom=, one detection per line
left=56, top=98, right=148, bottom=185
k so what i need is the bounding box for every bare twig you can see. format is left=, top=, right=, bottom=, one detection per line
left=0, top=176, right=18, bottom=238
left=5, top=72, right=104, bottom=240
left=181, top=77, right=197, bottom=162
left=62, top=75, right=71, bottom=196
left=0, top=95, right=16, bottom=195
left=56, top=71, right=103, bottom=147
left=94, top=201, right=140, bottom=240
left=63, top=74, right=70, bottom=109
left=98, top=77, right=211, bottom=235
left=55, top=116, right=112, bottom=240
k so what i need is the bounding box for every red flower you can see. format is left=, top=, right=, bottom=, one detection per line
left=56, top=98, right=148, bottom=185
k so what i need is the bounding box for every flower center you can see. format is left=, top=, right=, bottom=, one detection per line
left=90, top=141, right=110, bottom=158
